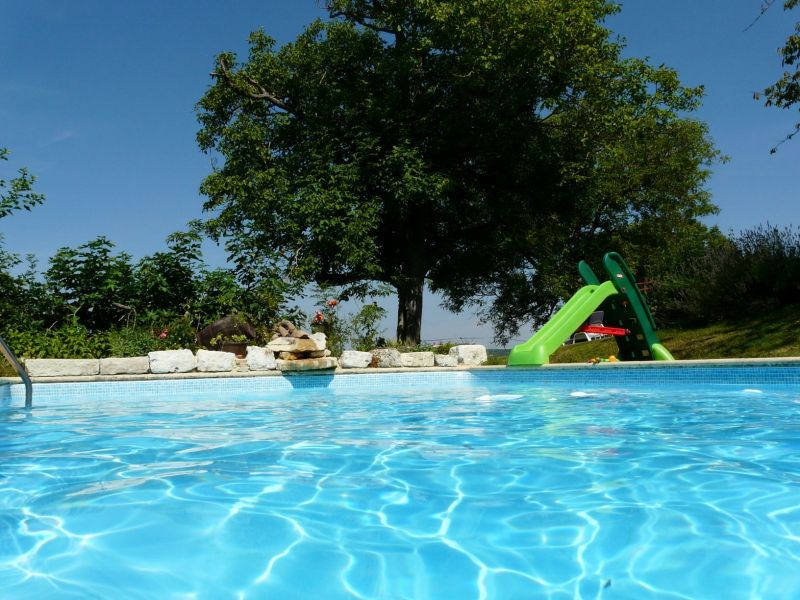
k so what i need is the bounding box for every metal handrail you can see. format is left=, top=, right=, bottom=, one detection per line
left=0, top=336, right=32, bottom=408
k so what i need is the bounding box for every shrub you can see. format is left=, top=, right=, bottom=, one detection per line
left=150, top=316, right=199, bottom=351
left=668, top=224, right=800, bottom=324
left=45, top=237, right=136, bottom=331
left=347, top=303, right=387, bottom=351
left=310, top=298, right=346, bottom=356
left=3, top=319, right=110, bottom=359
left=107, top=327, right=161, bottom=357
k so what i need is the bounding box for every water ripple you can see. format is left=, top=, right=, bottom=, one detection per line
left=1, top=384, right=799, bottom=597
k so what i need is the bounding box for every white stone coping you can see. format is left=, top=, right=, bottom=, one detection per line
left=0, top=356, right=798, bottom=385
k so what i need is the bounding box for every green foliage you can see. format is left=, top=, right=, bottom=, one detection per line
left=431, top=342, right=457, bottom=356
left=146, top=316, right=199, bottom=351
left=15, top=255, right=65, bottom=330
left=46, top=236, right=136, bottom=331
left=0, top=224, right=301, bottom=358
left=0, top=147, right=45, bottom=219
left=483, top=354, right=509, bottom=366
left=197, top=0, right=720, bottom=345
left=105, top=319, right=200, bottom=356
left=763, top=0, right=800, bottom=150
left=209, top=332, right=248, bottom=346
left=107, top=327, right=161, bottom=357
left=346, top=302, right=387, bottom=351
left=4, top=318, right=110, bottom=359
left=190, top=268, right=240, bottom=324
left=3, top=318, right=200, bottom=360
left=190, top=267, right=293, bottom=332
left=385, top=341, right=455, bottom=354
left=310, top=297, right=347, bottom=356
left=673, top=224, right=800, bottom=323
left=134, top=229, right=202, bottom=319
left=0, top=145, right=47, bottom=330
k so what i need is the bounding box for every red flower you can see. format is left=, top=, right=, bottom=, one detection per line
left=159, top=329, right=169, bottom=339
left=326, top=299, right=338, bottom=307
left=313, top=310, right=324, bottom=324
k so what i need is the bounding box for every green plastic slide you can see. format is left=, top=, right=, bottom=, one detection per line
left=507, top=252, right=674, bottom=366
left=507, top=281, right=617, bottom=366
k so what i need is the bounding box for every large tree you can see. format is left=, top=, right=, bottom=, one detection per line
left=197, top=0, right=719, bottom=344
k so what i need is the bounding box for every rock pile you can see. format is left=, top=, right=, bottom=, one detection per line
left=268, top=320, right=337, bottom=372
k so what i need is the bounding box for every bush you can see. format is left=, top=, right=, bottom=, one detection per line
left=310, top=299, right=347, bottom=356
left=347, top=303, right=387, bottom=351
left=1, top=318, right=201, bottom=361
left=3, top=319, right=110, bottom=359
left=667, top=224, right=800, bottom=324
left=147, top=316, right=199, bottom=351
left=107, top=327, right=161, bottom=357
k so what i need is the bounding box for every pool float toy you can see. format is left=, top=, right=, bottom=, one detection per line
left=588, top=355, right=618, bottom=364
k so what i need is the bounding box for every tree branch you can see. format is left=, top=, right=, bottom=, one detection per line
left=770, top=121, right=800, bottom=153
left=329, top=7, right=396, bottom=34
left=212, top=57, right=295, bottom=114
left=744, top=0, right=778, bottom=32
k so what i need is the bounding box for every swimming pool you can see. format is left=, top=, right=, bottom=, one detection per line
left=1, top=366, right=799, bottom=598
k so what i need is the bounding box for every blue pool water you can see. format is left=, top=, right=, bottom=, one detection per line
left=1, top=374, right=800, bottom=599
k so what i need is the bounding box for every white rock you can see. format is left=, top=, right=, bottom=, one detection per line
left=400, top=351, right=435, bottom=368
left=370, top=348, right=403, bottom=368
left=246, top=346, right=277, bottom=371
left=434, top=354, right=458, bottom=367
left=339, top=350, right=373, bottom=368
left=266, top=337, right=322, bottom=353
left=148, top=349, right=196, bottom=374
left=449, top=344, right=488, bottom=366
left=24, top=358, right=99, bottom=377
left=310, top=332, right=327, bottom=351
left=196, top=349, right=236, bottom=373
left=99, top=357, right=150, bottom=375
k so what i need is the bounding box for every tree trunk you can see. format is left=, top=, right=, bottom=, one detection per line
left=396, top=277, right=424, bottom=346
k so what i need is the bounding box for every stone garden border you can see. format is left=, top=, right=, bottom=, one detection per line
left=19, top=344, right=490, bottom=380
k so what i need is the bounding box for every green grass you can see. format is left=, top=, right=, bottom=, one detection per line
left=551, top=303, right=800, bottom=364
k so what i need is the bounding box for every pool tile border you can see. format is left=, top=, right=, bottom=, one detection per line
left=1, top=358, right=799, bottom=405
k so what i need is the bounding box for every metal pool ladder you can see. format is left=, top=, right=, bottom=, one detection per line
left=0, top=335, right=31, bottom=408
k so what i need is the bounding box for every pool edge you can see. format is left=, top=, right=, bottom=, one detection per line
left=0, top=356, right=797, bottom=386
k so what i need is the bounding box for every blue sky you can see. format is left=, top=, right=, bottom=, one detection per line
left=1, top=1, right=798, bottom=345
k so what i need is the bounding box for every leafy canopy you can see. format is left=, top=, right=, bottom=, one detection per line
left=197, top=0, right=719, bottom=343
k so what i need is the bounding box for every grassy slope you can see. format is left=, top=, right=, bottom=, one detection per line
left=551, top=303, right=800, bottom=363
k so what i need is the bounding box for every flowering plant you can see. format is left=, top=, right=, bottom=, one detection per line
left=310, top=298, right=345, bottom=355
